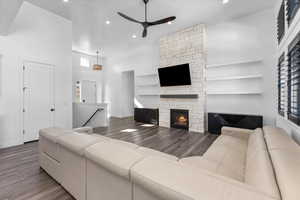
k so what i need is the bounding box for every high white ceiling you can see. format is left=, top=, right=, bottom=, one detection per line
left=26, top=0, right=276, bottom=57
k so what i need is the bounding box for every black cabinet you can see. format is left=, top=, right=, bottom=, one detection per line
left=134, top=108, right=159, bottom=125
left=208, top=113, right=263, bottom=135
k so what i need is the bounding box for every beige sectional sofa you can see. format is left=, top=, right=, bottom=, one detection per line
left=39, top=126, right=300, bottom=200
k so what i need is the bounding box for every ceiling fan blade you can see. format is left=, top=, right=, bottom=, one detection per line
left=118, top=12, right=141, bottom=24
left=148, top=16, right=176, bottom=26
left=142, top=28, right=148, bottom=38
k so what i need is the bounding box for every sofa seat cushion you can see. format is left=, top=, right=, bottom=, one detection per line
left=39, top=127, right=72, bottom=143
left=212, top=135, right=248, bottom=153
left=245, top=128, right=280, bottom=199
left=245, top=149, right=280, bottom=199
left=203, top=135, right=248, bottom=181
left=137, top=147, right=178, bottom=161
left=180, top=156, right=244, bottom=181
left=247, top=129, right=267, bottom=157
left=57, top=133, right=109, bottom=155
left=263, top=126, right=300, bottom=152
left=270, top=150, right=300, bottom=200
left=222, top=127, right=254, bottom=140
left=85, top=142, right=145, bottom=179
left=131, top=157, right=276, bottom=200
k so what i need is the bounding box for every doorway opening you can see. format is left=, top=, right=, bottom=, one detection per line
left=121, top=71, right=135, bottom=118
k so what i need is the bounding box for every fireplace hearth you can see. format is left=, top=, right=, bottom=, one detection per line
left=170, top=109, right=189, bottom=130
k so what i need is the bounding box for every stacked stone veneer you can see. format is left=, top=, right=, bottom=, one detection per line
left=159, top=24, right=206, bottom=133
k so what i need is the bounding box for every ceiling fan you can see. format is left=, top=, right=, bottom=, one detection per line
left=118, top=0, right=176, bottom=38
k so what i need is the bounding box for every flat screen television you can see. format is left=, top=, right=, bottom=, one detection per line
left=158, top=64, right=191, bottom=87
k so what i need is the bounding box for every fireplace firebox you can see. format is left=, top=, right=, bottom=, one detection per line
left=170, top=109, right=189, bottom=130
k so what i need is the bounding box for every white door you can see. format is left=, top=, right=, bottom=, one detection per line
left=23, top=62, right=55, bottom=142
left=81, top=80, right=97, bottom=104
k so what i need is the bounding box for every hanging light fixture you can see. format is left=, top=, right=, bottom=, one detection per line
left=93, top=50, right=103, bottom=71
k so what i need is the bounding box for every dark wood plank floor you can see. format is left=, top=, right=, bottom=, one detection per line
left=0, top=117, right=217, bottom=200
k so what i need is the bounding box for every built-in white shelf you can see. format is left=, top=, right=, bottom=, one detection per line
left=207, top=74, right=262, bottom=81
left=136, top=83, right=159, bottom=87
left=207, top=91, right=262, bottom=95
left=138, top=94, right=160, bottom=96
left=136, top=73, right=158, bottom=78
left=207, top=59, right=263, bottom=69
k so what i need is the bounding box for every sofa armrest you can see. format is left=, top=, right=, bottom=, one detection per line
left=221, top=126, right=255, bottom=140
left=131, top=157, right=276, bottom=200
left=72, top=127, right=93, bottom=134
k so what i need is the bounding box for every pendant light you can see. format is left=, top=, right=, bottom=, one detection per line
left=93, top=50, right=103, bottom=71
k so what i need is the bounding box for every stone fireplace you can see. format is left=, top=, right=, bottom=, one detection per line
left=170, top=109, right=189, bottom=130
left=158, top=24, right=206, bottom=133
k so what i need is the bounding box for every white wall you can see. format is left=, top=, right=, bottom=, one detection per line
left=207, top=9, right=277, bottom=126
left=0, top=2, right=72, bottom=148
left=105, top=44, right=160, bottom=117
left=0, top=0, right=23, bottom=35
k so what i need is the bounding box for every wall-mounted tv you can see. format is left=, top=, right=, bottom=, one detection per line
left=158, top=64, right=191, bottom=87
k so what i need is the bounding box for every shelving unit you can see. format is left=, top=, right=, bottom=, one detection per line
left=136, top=83, right=159, bottom=87
left=207, top=91, right=262, bottom=95
left=207, top=74, right=262, bottom=81
left=136, top=73, right=158, bottom=78
left=207, top=59, right=263, bottom=69
left=207, top=58, right=263, bottom=96
left=135, top=73, right=160, bottom=106
left=138, top=94, right=160, bottom=96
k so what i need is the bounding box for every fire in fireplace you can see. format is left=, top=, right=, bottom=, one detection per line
left=170, top=109, right=189, bottom=130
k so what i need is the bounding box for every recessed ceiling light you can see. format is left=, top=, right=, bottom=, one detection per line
left=132, top=34, right=137, bottom=39
left=167, top=21, right=172, bottom=25
left=63, top=0, right=69, bottom=2
left=222, top=0, right=229, bottom=4
left=105, top=20, right=110, bottom=25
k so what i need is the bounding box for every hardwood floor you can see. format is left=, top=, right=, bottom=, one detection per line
left=0, top=117, right=217, bottom=200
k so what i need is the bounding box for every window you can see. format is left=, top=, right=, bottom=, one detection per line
left=288, top=33, right=300, bottom=125
left=80, top=57, right=90, bottom=68
left=277, top=1, right=285, bottom=43
left=287, top=0, right=300, bottom=25
left=278, top=53, right=286, bottom=116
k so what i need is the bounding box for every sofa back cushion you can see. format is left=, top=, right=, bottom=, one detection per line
left=245, top=129, right=280, bottom=199
left=263, top=126, right=300, bottom=152
left=270, top=150, right=300, bottom=200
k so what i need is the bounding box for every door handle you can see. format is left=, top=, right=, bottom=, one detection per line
left=50, top=108, right=55, bottom=112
